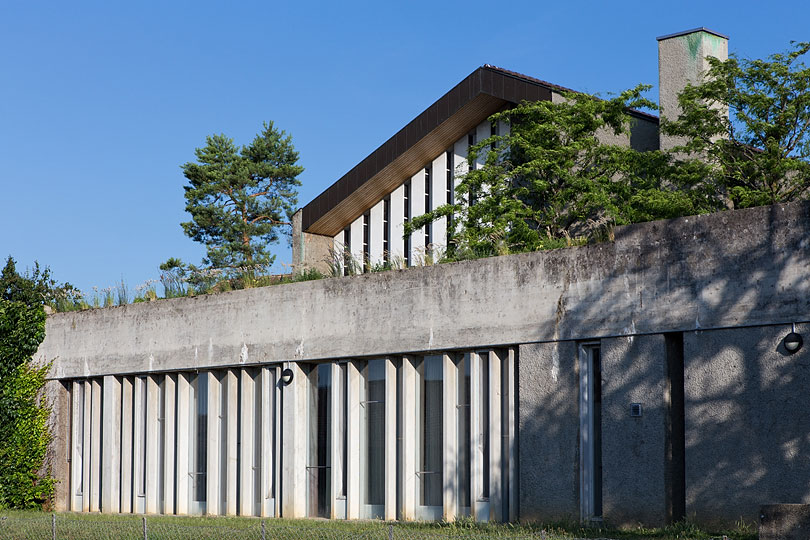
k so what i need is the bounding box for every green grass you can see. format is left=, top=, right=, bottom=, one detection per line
left=0, top=511, right=757, bottom=540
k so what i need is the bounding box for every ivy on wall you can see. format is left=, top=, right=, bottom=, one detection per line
left=0, top=298, right=54, bottom=509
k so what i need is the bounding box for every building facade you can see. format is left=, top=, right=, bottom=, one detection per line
left=38, top=28, right=810, bottom=528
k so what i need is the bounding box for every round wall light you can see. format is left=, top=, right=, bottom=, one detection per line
left=784, top=332, right=803, bottom=354
left=280, top=368, right=294, bottom=385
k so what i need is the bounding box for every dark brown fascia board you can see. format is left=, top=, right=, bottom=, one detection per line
left=301, top=65, right=658, bottom=236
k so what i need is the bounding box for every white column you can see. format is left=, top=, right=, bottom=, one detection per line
left=89, top=378, right=102, bottom=512
left=226, top=369, right=238, bottom=515
left=401, top=356, right=417, bottom=520
left=350, top=216, right=364, bottom=269
left=369, top=199, right=384, bottom=267
left=240, top=369, right=255, bottom=516
left=470, top=353, right=483, bottom=521
left=145, top=375, right=159, bottom=514
left=329, top=363, right=344, bottom=519
left=346, top=361, right=361, bottom=519
left=281, top=362, right=307, bottom=517
left=176, top=373, right=191, bottom=515
left=120, top=377, right=133, bottom=513
left=431, top=152, right=448, bottom=253
left=389, top=184, right=405, bottom=263
left=489, top=352, right=503, bottom=523
left=442, top=353, right=458, bottom=521
left=384, top=358, right=397, bottom=521
left=102, top=375, right=122, bottom=513
left=70, top=381, right=84, bottom=512
left=260, top=367, right=274, bottom=517
left=506, top=348, right=518, bottom=522
left=163, top=374, right=176, bottom=515
left=132, top=377, right=145, bottom=513
left=206, top=371, right=221, bottom=515
left=410, top=170, right=425, bottom=259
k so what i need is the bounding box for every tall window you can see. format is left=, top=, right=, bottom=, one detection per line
left=418, top=355, right=443, bottom=509
left=383, top=197, right=390, bottom=264
left=403, top=181, right=411, bottom=266
left=579, top=344, right=603, bottom=522
left=307, top=364, right=332, bottom=518
left=424, top=167, right=432, bottom=250
left=191, top=373, right=208, bottom=512
left=467, top=132, right=477, bottom=206
left=478, top=351, right=490, bottom=500
left=490, top=122, right=499, bottom=149
left=342, top=227, right=351, bottom=276
left=457, top=354, right=471, bottom=513
left=362, top=212, right=370, bottom=273
left=138, top=376, right=147, bottom=499
left=73, top=382, right=85, bottom=497
left=361, top=359, right=386, bottom=517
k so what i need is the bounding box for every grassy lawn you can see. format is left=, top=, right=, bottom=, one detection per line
left=0, top=511, right=757, bottom=540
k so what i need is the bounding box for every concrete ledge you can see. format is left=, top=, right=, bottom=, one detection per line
left=760, top=504, right=810, bottom=540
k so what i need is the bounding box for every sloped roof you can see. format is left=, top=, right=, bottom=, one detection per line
left=301, top=65, right=657, bottom=236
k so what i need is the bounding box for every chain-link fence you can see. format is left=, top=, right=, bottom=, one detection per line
left=0, top=513, right=579, bottom=540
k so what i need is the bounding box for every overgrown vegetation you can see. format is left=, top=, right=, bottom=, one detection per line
left=0, top=258, right=54, bottom=508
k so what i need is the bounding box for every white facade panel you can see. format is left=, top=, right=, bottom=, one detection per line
left=350, top=215, right=364, bottom=270
left=369, top=199, right=384, bottom=268
left=389, top=184, right=405, bottom=264
left=101, top=375, right=121, bottom=513
left=431, top=152, right=447, bottom=254
left=409, top=170, right=425, bottom=262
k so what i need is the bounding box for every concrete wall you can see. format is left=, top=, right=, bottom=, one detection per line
left=517, top=341, right=579, bottom=522
left=684, top=324, right=810, bottom=528
left=39, top=201, right=810, bottom=381
left=601, top=335, right=667, bottom=527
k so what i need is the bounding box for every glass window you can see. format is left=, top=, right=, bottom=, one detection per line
left=479, top=351, right=490, bottom=500
left=361, top=359, right=386, bottom=516
left=307, top=364, right=332, bottom=518
left=418, top=355, right=443, bottom=508
left=191, top=373, right=208, bottom=509
left=457, top=354, right=471, bottom=511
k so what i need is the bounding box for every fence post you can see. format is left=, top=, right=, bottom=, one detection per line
left=388, top=523, right=393, bottom=540
left=261, top=519, right=266, bottom=540
left=142, top=515, right=147, bottom=540
left=51, top=513, right=56, bottom=540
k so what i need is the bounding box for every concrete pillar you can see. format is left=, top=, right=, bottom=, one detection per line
left=163, top=374, right=176, bottom=514
left=369, top=199, right=384, bottom=267
left=657, top=28, right=729, bottom=151
left=384, top=358, right=397, bottom=521
left=101, top=375, right=122, bottom=513
left=389, top=184, right=405, bottom=263
left=260, top=367, right=275, bottom=517
left=206, top=371, right=221, bottom=515
left=81, top=380, right=91, bottom=512
left=506, top=348, right=518, bottom=522
left=226, top=369, right=238, bottom=515
left=345, top=361, right=361, bottom=519
left=331, top=362, right=347, bottom=519
left=281, top=362, right=307, bottom=518
left=89, top=378, right=102, bottom=512
left=350, top=215, right=364, bottom=269
left=401, top=356, right=417, bottom=520
left=470, top=353, right=483, bottom=521
left=442, top=353, right=458, bottom=521
left=489, top=351, right=503, bottom=523
left=409, top=169, right=425, bottom=259
left=145, top=375, right=160, bottom=514
left=120, top=377, right=133, bottom=513
left=176, top=373, right=191, bottom=515
left=70, top=381, right=85, bottom=512
left=431, top=152, right=447, bottom=253
left=240, top=369, right=255, bottom=516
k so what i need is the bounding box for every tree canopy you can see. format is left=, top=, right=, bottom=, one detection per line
left=181, top=122, right=303, bottom=277
left=663, top=41, right=810, bottom=208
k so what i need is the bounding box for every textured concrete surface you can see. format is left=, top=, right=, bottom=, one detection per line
left=517, top=341, right=579, bottom=522
left=685, top=324, right=810, bottom=528
left=601, top=335, right=667, bottom=526
left=38, top=201, right=810, bottom=380
left=760, top=504, right=810, bottom=540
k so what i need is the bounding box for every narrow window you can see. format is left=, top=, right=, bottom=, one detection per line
left=139, top=376, right=147, bottom=498
left=361, top=359, right=386, bottom=517
left=363, top=212, right=370, bottom=273
left=457, top=354, right=471, bottom=512
left=418, top=355, right=443, bottom=509
left=403, top=181, right=411, bottom=266
left=424, top=167, right=432, bottom=251
left=307, top=364, right=332, bottom=518
left=579, top=344, right=602, bottom=522
left=343, top=227, right=351, bottom=276
left=468, top=132, right=477, bottom=205
left=383, top=197, right=390, bottom=264
left=479, top=351, right=490, bottom=499
left=491, top=122, right=499, bottom=149
left=73, top=381, right=85, bottom=497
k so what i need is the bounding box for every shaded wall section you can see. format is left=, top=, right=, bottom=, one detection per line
left=684, top=324, right=810, bottom=528
left=517, top=341, right=579, bottom=522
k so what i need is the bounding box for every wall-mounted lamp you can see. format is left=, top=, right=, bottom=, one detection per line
left=784, top=326, right=803, bottom=354
left=280, top=368, right=294, bottom=385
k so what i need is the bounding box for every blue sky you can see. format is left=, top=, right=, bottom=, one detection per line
left=1, top=0, right=807, bottom=297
